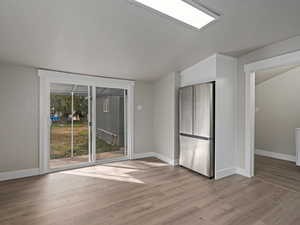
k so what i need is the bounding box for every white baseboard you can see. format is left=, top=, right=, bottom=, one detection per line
left=0, top=157, right=248, bottom=182
left=132, top=152, right=156, bottom=159
left=134, top=153, right=250, bottom=179
left=153, top=153, right=177, bottom=166
left=0, top=168, right=40, bottom=182
left=235, top=167, right=251, bottom=177
left=0, top=154, right=176, bottom=182
left=133, top=152, right=178, bottom=166
left=215, top=167, right=236, bottom=180
left=216, top=167, right=251, bottom=179
left=255, top=149, right=296, bottom=162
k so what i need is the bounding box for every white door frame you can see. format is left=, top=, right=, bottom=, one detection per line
left=39, top=70, right=135, bottom=174
left=244, top=50, right=300, bottom=177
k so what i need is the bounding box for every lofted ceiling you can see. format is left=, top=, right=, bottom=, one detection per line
left=0, top=0, right=300, bottom=81
left=255, top=64, right=300, bottom=85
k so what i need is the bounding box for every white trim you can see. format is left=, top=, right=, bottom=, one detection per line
left=133, top=152, right=178, bottom=166
left=132, top=152, right=156, bottom=159
left=48, top=162, right=96, bottom=174
left=0, top=168, right=40, bottom=182
left=38, top=69, right=135, bottom=173
left=215, top=167, right=236, bottom=180
left=295, top=128, right=300, bottom=166
left=95, top=157, right=130, bottom=164
left=133, top=152, right=177, bottom=166
left=244, top=49, right=300, bottom=177
left=39, top=74, right=50, bottom=173
left=127, top=84, right=135, bottom=160
left=244, top=50, right=300, bottom=74
left=48, top=157, right=130, bottom=173
left=235, top=167, right=250, bottom=177
left=0, top=153, right=174, bottom=182
left=91, top=86, right=97, bottom=162
left=154, top=153, right=177, bottom=166
left=88, top=87, right=92, bottom=162
left=0, top=157, right=250, bottom=182
left=244, top=72, right=256, bottom=177
left=255, top=149, right=296, bottom=162
left=39, top=70, right=135, bottom=89
left=135, top=153, right=244, bottom=179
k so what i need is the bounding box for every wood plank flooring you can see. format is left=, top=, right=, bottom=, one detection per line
left=0, top=156, right=300, bottom=225
left=255, top=155, right=300, bottom=192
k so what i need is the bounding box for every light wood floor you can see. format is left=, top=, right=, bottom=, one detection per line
left=49, top=151, right=124, bottom=169
left=0, top=156, right=300, bottom=225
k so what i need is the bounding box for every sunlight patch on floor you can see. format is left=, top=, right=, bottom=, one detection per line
left=61, top=165, right=144, bottom=184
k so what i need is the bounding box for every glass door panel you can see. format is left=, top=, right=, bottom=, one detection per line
left=49, top=83, right=90, bottom=169
left=95, top=87, right=126, bottom=160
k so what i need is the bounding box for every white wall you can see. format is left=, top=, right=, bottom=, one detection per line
left=237, top=35, right=300, bottom=169
left=153, top=72, right=179, bottom=165
left=0, top=64, right=39, bottom=172
left=4, top=34, right=300, bottom=176
left=0, top=64, right=155, bottom=174
left=134, top=81, right=154, bottom=155
left=180, top=54, right=237, bottom=179
left=181, top=55, right=217, bottom=86
left=215, top=55, right=237, bottom=176
left=255, top=66, right=300, bottom=157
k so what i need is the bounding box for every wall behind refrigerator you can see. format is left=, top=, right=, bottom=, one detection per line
left=180, top=54, right=238, bottom=179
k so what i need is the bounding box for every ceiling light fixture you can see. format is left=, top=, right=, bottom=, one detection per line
left=130, top=0, right=218, bottom=30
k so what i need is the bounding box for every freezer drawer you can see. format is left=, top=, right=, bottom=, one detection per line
left=179, top=135, right=214, bottom=177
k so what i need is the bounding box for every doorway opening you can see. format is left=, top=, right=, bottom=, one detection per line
left=95, top=87, right=127, bottom=160
left=254, top=64, right=300, bottom=188
left=244, top=50, right=300, bottom=178
left=39, top=70, right=134, bottom=173
left=50, top=83, right=90, bottom=169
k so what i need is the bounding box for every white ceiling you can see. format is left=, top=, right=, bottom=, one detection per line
left=255, top=64, right=300, bottom=85
left=0, top=0, right=300, bottom=81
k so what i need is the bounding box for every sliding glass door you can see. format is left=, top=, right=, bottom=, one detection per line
left=49, top=83, right=90, bottom=169
left=95, top=87, right=126, bottom=160
left=41, top=73, right=132, bottom=172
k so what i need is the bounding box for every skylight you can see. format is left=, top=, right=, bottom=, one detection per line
left=132, top=0, right=217, bottom=29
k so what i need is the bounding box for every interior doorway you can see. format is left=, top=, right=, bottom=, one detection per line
left=254, top=64, right=300, bottom=184
left=39, top=70, right=134, bottom=173
left=244, top=50, right=300, bottom=177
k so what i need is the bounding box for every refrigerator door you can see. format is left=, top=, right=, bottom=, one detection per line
left=179, top=135, right=214, bottom=177
left=193, top=83, right=214, bottom=138
left=179, top=86, right=193, bottom=135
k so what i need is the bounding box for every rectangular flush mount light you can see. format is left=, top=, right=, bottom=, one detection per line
left=132, top=0, right=217, bottom=29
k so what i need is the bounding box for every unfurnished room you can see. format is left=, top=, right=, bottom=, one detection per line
left=1, top=1, right=300, bottom=225
left=254, top=64, right=300, bottom=191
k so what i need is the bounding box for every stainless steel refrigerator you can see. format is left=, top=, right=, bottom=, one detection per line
left=179, top=82, right=215, bottom=178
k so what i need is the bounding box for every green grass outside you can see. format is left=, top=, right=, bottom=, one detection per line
left=50, top=123, right=121, bottom=159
